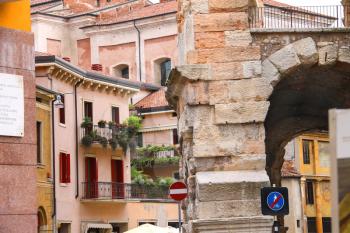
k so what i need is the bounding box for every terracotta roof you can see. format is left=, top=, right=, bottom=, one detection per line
left=134, top=89, right=169, bottom=109
left=94, top=0, right=177, bottom=25
left=281, top=160, right=301, bottom=178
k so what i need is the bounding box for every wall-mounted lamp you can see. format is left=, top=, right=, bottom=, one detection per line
left=53, top=95, right=64, bottom=109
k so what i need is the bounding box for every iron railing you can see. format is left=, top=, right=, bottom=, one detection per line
left=81, top=182, right=171, bottom=200
left=80, top=125, right=121, bottom=140
left=249, top=5, right=346, bottom=29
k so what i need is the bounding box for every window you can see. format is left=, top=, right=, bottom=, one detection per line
left=306, top=180, right=314, bottom=205
left=59, top=153, right=70, bottom=183
left=160, top=59, right=171, bottom=86
left=138, top=221, right=156, bottom=226
left=173, top=128, right=179, bottom=145
left=322, top=217, right=332, bottom=233
left=172, top=112, right=177, bottom=117
left=121, top=67, right=129, bottom=79
left=113, top=64, right=129, bottom=79
left=36, top=121, right=42, bottom=164
left=302, top=139, right=313, bottom=164
left=307, top=217, right=316, bottom=233
left=84, top=101, right=93, bottom=133
left=168, top=222, right=180, bottom=228
left=58, top=223, right=71, bottom=233
left=137, top=132, right=143, bottom=147
left=318, top=141, right=330, bottom=168
left=112, top=106, right=120, bottom=125
left=59, top=95, right=65, bottom=124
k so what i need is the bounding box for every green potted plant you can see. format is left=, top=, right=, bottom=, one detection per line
left=109, top=137, right=118, bottom=150
left=97, top=120, right=107, bottom=128
left=81, top=117, right=92, bottom=129
left=108, top=121, right=116, bottom=129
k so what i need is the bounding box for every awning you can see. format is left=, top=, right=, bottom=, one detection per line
left=85, top=223, right=112, bottom=233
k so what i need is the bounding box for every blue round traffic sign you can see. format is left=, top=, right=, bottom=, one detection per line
left=267, top=191, right=285, bottom=211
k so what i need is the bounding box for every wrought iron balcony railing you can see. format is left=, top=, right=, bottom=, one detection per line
left=249, top=5, right=346, bottom=29
left=81, top=125, right=120, bottom=140
left=81, top=182, right=171, bottom=201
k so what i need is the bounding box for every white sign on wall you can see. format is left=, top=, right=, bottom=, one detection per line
left=0, top=73, right=24, bottom=137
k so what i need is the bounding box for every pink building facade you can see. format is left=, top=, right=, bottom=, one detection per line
left=31, top=0, right=180, bottom=232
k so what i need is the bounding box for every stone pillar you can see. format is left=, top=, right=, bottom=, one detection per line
left=0, top=28, right=36, bottom=232
left=315, top=180, right=323, bottom=233
left=342, top=0, right=350, bottom=27
left=300, top=178, right=308, bottom=233
left=167, top=0, right=273, bottom=232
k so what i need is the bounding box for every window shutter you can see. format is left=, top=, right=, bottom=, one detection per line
left=66, top=154, right=71, bottom=183
left=59, top=153, right=63, bottom=183
left=111, top=160, right=116, bottom=183
left=95, top=159, right=98, bottom=182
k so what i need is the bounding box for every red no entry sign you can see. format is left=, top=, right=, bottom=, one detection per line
left=169, top=181, right=188, bottom=201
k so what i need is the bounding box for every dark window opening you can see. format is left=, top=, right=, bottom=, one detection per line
left=168, top=222, right=180, bottom=228
left=173, top=172, right=180, bottom=180
left=37, top=121, right=42, bottom=164
left=139, top=222, right=156, bottom=226
left=322, top=217, right=332, bottom=233
left=112, top=106, right=120, bottom=125
left=306, top=180, right=314, bottom=205
left=307, top=217, right=316, bottom=233
left=172, top=112, right=177, bottom=117
left=59, top=95, right=65, bottom=124
left=173, top=128, right=179, bottom=145
left=137, top=132, right=143, bottom=147
left=302, top=139, right=313, bottom=164
left=59, top=153, right=70, bottom=183
left=160, top=59, right=171, bottom=86
left=121, top=67, right=129, bottom=79
left=84, top=101, right=93, bottom=133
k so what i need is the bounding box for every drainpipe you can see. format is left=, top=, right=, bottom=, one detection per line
left=75, top=80, right=83, bottom=198
left=133, top=20, right=142, bottom=82
left=51, top=97, right=57, bottom=232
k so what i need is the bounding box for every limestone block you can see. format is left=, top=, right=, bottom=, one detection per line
left=179, top=105, right=214, bottom=131
left=214, top=101, right=269, bottom=124
left=195, top=32, right=225, bottom=49
left=268, top=44, right=301, bottom=74
left=208, top=79, right=272, bottom=104
left=292, top=37, right=318, bottom=65
left=187, top=46, right=260, bottom=64
left=208, top=0, right=250, bottom=12
left=192, top=124, right=265, bottom=157
left=211, top=62, right=244, bottom=80
left=194, top=12, right=248, bottom=32
left=195, top=199, right=261, bottom=219
left=177, top=64, right=212, bottom=81
left=191, top=0, right=209, bottom=13
left=242, top=60, right=262, bottom=79
left=338, top=46, right=350, bottom=63
left=184, top=81, right=210, bottom=105
left=192, top=216, right=273, bottom=233
left=318, top=44, right=338, bottom=66
left=192, top=154, right=266, bottom=172
left=261, top=59, right=280, bottom=86
left=225, top=30, right=253, bottom=47
left=196, top=170, right=270, bottom=202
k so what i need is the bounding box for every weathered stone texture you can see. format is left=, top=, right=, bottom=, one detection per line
left=194, top=12, right=248, bottom=32
left=195, top=32, right=225, bottom=48
left=318, top=44, right=338, bottom=66
left=214, top=101, right=269, bottom=124
left=208, top=0, right=250, bottom=12
left=225, top=30, right=253, bottom=46
left=338, top=46, right=350, bottom=63
left=268, top=44, right=301, bottom=74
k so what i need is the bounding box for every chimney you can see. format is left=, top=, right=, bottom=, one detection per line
left=63, top=57, right=71, bottom=62
left=91, top=64, right=103, bottom=72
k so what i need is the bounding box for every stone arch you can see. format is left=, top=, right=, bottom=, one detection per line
left=153, top=57, right=172, bottom=86
left=37, top=206, right=47, bottom=233
left=112, top=63, right=130, bottom=79
left=262, top=37, right=350, bottom=185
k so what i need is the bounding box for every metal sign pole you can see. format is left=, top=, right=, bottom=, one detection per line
left=178, top=202, right=182, bottom=233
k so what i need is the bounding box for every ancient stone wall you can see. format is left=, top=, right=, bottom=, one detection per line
left=167, top=1, right=350, bottom=233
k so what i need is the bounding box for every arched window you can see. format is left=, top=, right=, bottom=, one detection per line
left=37, top=207, right=47, bottom=233
left=113, top=64, right=129, bottom=79
left=154, top=58, right=171, bottom=86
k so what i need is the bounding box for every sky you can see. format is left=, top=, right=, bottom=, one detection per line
left=150, top=0, right=342, bottom=5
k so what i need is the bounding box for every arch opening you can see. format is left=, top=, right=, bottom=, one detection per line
left=37, top=207, right=47, bottom=233
left=265, top=63, right=350, bottom=186
left=112, top=64, right=129, bottom=79
left=154, top=57, right=171, bottom=86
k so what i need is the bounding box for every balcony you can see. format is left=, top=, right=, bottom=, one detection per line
left=249, top=5, right=346, bottom=29
left=81, top=182, right=171, bottom=201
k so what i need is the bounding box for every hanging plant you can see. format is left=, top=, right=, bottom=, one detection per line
left=81, top=134, right=93, bottom=147
left=109, top=137, right=118, bottom=150
left=98, top=136, right=108, bottom=148
left=108, top=121, right=116, bottom=129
